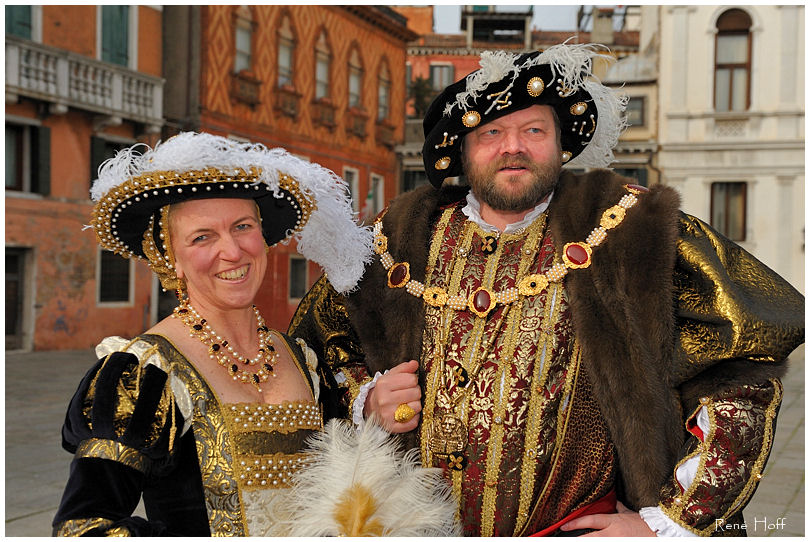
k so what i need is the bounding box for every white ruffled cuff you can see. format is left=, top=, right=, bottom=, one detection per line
left=352, top=370, right=386, bottom=431
left=639, top=507, right=696, bottom=537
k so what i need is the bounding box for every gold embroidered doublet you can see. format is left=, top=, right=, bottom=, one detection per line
left=418, top=205, right=617, bottom=536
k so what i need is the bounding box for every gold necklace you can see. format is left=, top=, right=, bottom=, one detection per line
left=173, top=299, right=278, bottom=392
left=373, top=184, right=644, bottom=318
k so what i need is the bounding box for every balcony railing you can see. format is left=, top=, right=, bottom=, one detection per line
left=6, top=36, right=164, bottom=131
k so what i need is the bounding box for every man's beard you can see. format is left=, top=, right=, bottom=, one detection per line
left=463, top=153, right=561, bottom=212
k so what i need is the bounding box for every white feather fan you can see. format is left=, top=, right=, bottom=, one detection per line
left=266, top=418, right=460, bottom=537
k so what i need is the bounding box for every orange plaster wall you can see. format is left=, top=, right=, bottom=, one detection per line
left=41, top=5, right=96, bottom=58
left=5, top=107, right=153, bottom=350
left=137, top=6, right=163, bottom=77
left=6, top=196, right=154, bottom=350
left=392, top=6, right=434, bottom=35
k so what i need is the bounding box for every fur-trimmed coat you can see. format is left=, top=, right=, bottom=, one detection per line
left=338, top=169, right=803, bottom=509
left=290, top=169, right=803, bottom=533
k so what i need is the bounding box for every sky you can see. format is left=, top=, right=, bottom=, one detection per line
left=433, top=5, right=581, bottom=34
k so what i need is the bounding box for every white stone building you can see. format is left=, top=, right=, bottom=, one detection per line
left=654, top=5, right=804, bottom=291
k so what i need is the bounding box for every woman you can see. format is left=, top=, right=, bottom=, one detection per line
left=52, top=133, right=374, bottom=536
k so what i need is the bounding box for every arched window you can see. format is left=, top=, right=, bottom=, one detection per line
left=234, top=6, right=253, bottom=73
left=315, top=30, right=331, bottom=100
left=348, top=47, right=364, bottom=108
left=377, top=61, right=391, bottom=121
left=714, top=9, right=752, bottom=112
left=277, top=14, right=295, bottom=87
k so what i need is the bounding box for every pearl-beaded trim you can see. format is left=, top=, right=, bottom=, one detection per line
left=234, top=452, right=310, bottom=489
left=224, top=402, right=322, bottom=434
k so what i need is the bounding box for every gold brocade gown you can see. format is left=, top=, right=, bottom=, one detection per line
left=53, top=333, right=322, bottom=536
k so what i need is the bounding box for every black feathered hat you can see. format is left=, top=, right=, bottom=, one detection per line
left=422, top=43, right=627, bottom=188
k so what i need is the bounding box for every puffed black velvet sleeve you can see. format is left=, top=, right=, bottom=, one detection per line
left=53, top=350, right=185, bottom=536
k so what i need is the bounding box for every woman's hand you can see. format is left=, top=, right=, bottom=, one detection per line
left=560, top=502, right=656, bottom=537
left=364, top=360, right=421, bottom=432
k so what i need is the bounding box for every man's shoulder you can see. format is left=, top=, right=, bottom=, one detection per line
left=384, top=184, right=469, bottom=225
left=558, top=169, right=681, bottom=211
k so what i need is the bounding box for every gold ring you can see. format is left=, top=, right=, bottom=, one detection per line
left=394, top=403, right=416, bottom=423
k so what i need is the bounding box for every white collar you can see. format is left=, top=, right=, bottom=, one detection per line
left=462, top=190, right=553, bottom=234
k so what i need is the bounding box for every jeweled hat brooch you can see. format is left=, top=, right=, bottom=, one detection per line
left=89, top=132, right=372, bottom=293
left=422, top=43, right=628, bottom=188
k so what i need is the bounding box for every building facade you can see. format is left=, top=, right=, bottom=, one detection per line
left=655, top=5, right=804, bottom=290
left=6, top=5, right=164, bottom=350
left=161, top=5, right=415, bottom=329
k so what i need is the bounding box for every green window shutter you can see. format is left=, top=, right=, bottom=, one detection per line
left=101, top=6, right=129, bottom=66
left=30, top=125, right=50, bottom=196
left=5, top=6, right=32, bottom=39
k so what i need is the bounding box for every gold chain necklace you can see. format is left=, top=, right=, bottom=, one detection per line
left=173, top=299, right=279, bottom=392
left=403, top=184, right=648, bottom=469
left=373, top=184, right=645, bottom=318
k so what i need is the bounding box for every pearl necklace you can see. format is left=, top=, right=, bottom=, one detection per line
left=173, top=299, right=278, bottom=392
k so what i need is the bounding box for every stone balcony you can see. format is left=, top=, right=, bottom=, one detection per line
left=5, top=36, right=163, bottom=132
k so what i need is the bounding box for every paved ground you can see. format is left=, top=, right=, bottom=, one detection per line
left=4, top=346, right=804, bottom=536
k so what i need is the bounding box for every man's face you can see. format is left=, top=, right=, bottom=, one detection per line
left=461, top=105, right=562, bottom=212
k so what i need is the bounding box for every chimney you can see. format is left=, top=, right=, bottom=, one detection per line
left=592, top=8, right=614, bottom=45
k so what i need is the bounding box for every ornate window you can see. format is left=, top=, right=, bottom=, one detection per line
left=343, top=167, right=360, bottom=212
left=315, top=30, right=331, bottom=100
left=234, top=6, right=253, bottom=73
left=429, top=63, right=454, bottom=92
left=625, top=96, right=645, bottom=127
left=5, top=122, right=49, bottom=195
left=98, top=249, right=133, bottom=304
left=370, top=173, right=385, bottom=216
left=289, top=256, right=308, bottom=300
left=714, top=9, right=752, bottom=112
left=711, top=182, right=747, bottom=241
left=348, top=47, right=364, bottom=108
left=377, top=61, right=391, bottom=121
left=277, top=14, right=295, bottom=87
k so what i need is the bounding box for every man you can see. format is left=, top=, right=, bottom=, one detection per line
left=290, top=43, right=804, bottom=536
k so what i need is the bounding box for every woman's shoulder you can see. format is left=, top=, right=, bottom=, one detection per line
left=61, top=335, right=190, bottom=458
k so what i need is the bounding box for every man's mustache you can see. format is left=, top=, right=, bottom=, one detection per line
left=494, top=155, right=535, bottom=170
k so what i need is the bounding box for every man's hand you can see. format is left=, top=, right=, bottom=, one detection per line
left=364, top=360, right=421, bottom=432
left=560, top=502, right=656, bottom=537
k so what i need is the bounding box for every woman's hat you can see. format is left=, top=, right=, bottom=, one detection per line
left=89, top=132, right=372, bottom=293
left=422, top=43, right=628, bottom=188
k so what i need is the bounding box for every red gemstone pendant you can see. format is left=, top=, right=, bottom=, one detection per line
left=563, top=242, right=592, bottom=269
left=468, top=288, right=494, bottom=317
left=387, top=262, right=410, bottom=288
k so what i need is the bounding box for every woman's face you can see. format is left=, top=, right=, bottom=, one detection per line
left=169, top=198, right=267, bottom=312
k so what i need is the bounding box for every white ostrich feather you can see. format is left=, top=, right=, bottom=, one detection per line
left=567, top=80, right=628, bottom=169
left=266, top=419, right=460, bottom=537
left=90, top=132, right=372, bottom=293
